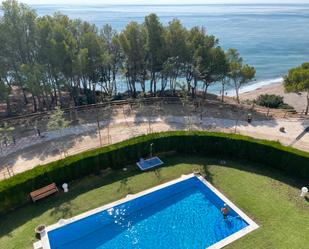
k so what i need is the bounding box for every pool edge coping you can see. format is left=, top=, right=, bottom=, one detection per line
left=39, top=173, right=259, bottom=249
left=196, top=174, right=259, bottom=249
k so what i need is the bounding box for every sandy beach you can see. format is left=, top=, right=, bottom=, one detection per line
left=240, top=82, right=307, bottom=113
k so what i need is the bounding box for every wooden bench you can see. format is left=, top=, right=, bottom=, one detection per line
left=30, top=183, right=59, bottom=202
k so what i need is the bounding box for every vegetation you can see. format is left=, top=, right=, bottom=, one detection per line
left=226, top=49, right=256, bottom=103
left=0, top=0, right=255, bottom=116
left=0, top=131, right=308, bottom=215
left=47, top=107, right=70, bottom=155
left=255, top=94, right=292, bottom=109
left=0, top=122, right=14, bottom=146
left=47, top=107, right=70, bottom=131
left=0, top=156, right=308, bottom=249
left=284, top=62, right=309, bottom=114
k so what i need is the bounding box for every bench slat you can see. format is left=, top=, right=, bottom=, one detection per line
left=30, top=183, right=57, bottom=197
left=32, top=189, right=58, bottom=201
left=30, top=183, right=58, bottom=202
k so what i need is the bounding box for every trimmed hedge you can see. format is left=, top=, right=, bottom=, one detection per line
left=0, top=131, right=308, bottom=215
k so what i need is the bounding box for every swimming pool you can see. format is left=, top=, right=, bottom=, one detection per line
left=41, top=174, right=258, bottom=249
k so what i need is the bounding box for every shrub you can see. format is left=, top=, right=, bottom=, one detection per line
left=0, top=131, right=308, bottom=215
left=255, top=94, right=292, bottom=109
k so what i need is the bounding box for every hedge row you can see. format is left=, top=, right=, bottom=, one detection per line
left=0, top=131, right=308, bottom=215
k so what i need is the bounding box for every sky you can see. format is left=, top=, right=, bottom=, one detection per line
left=21, top=0, right=309, bottom=5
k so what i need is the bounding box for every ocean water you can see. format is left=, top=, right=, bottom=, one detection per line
left=30, top=4, right=309, bottom=94
left=47, top=177, right=248, bottom=249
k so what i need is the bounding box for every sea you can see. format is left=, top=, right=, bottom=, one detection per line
left=26, top=4, right=309, bottom=94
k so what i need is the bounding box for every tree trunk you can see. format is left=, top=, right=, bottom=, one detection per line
left=37, top=95, right=43, bottom=111
left=56, top=79, right=63, bottom=108
left=53, top=86, right=58, bottom=107
left=305, top=90, right=309, bottom=115
left=236, top=88, right=240, bottom=104
left=186, top=72, right=192, bottom=94
left=234, top=80, right=240, bottom=104
left=187, top=83, right=191, bottom=95
left=22, top=88, right=28, bottom=105
left=13, top=65, right=28, bottom=104
left=92, top=83, right=96, bottom=104
left=160, top=76, right=167, bottom=94
left=32, top=94, right=37, bottom=112
left=203, top=84, right=209, bottom=99
left=221, top=83, right=225, bottom=102
left=141, top=81, right=145, bottom=93
left=154, top=78, right=157, bottom=94
left=42, top=93, right=48, bottom=109
left=74, top=81, right=80, bottom=106
left=150, top=76, right=153, bottom=93
left=6, top=98, right=11, bottom=117
left=192, top=77, right=197, bottom=98
left=100, top=84, right=105, bottom=103
left=50, top=92, right=55, bottom=109
left=132, top=82, right=137, bottom=97
left=113, top=79, right=117, bottom=96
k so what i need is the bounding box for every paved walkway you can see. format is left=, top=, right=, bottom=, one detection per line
left=0, top=115, right=308, bottom=180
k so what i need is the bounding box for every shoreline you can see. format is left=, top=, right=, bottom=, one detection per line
left=239, top=81, right=307, bottom=112
left=242, top=82, right=282, bottom=94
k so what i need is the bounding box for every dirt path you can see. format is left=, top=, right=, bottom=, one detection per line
left=0, top=110, right=308, bottom=180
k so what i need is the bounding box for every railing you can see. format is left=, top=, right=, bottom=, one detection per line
left=0, top=166, right=14, bottom=180
left=0, top=97, right=181, bottom=123
left=1, top=96, right=307, bottom=125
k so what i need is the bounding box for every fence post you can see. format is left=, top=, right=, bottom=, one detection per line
left=97, top=114, right=102, bottom=147
left=107, top=124, right=111, bottom=144
left=234, top=119, right=239, bottom=134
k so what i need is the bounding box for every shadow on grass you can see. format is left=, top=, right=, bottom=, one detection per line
left=0, top=167, right=142, bottom=238
left=0, top=154, right=306, bottom=239
left=215, top=158, right=307, bottom=189
left=49, top=201, right=76, bottom=219
left=117, top=177, right=133, bottom=194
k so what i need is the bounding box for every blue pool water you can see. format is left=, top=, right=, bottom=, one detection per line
left=48, top=177, right=248, bottom=249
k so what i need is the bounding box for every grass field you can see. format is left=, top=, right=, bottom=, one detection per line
left=0, top=156, right=308, bottom=249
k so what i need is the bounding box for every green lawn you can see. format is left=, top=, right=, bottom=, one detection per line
left=0, top=156, right=308, bottom=249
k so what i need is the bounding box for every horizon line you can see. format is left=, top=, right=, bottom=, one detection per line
left=28, top=3, right=309, bottom=6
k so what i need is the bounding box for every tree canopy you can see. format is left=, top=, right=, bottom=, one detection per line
left=47, top=106, right=69, bottom=131
left=0, top=0, right=255, bottom=117
left=226, top=48, right=256, bottom=103
left=284, top=62, right=309, bottom=114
